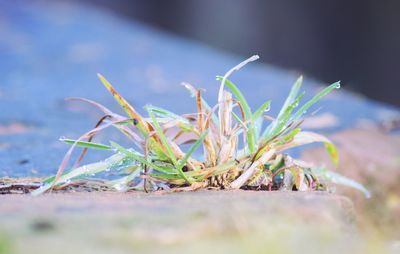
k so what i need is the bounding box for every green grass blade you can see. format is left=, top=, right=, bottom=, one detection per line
left=232, top=111, right=245, bottom=125
left=216, top=76, right=252, bottom=117
left=31, top=153, right=127, bottom=195
left=149, top=172, right=183, bottom=180
left=216, top=76, right=256, bottom=152
left=291, top=81, right=340, bottom=122
left=262, top=76, right=303, bottom=138
left=145, top=105, right=195, bottom=132
left=146, top=105, right=185, bottom=121
left=177, top=130, right=208, bottom=169
left=252, top=100, right=271, bottom=122
left=324, top=142, right=339, bottom=167
left=263, top=92, right=305, bottom=141
left=280, top=76, right=303, bottom=116
left=110, top=141, right=172, bottom=174
left=146, top=107, right=192, bottom=184
left=146, top=108, right=178, bottom=165
left=273, top=128, right=301, bottom=146
left=59, top=138, right=112, bottom=150
left=113, top=119, right=138, bottom=126
left=252, top=100, right=271, bottom=139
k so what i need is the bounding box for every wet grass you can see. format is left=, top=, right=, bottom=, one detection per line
left=32, top=55, right=368, bottom=196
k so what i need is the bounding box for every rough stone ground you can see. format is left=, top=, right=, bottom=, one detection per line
left=0, top=191, right=390, bottom=254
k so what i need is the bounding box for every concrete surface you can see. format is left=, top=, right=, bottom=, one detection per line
left=1, top=191, right=384, bottom=254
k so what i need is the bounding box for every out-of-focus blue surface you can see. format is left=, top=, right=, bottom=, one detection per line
left=0, top=1, right=398, bottom=177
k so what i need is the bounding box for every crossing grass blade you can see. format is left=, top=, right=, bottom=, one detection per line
left=291, top=81, right=340, bottom=122
left=262, top=76, right=303, bottom=138
left=263, top=92, right=305, bottom=141
left=145, top=105, right=196, bottom=132
left=146, top=107, right=192, bottom=184
left=147, top=107, right=178, bottom=165
left=109, top=141, right=173, bottom=174
left=177, top=130, right=208, bottom=170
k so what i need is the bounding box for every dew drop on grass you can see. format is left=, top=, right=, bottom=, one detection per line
left=335, top=82, right=341, bottom=89
left=59, top=136, right=66, bottom=141
left=114, top=183, right=126, bottom=192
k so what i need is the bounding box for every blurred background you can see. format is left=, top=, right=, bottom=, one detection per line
left=0, top=1, right=400, bottom=251
left=75, top=0, right=400, bottom=106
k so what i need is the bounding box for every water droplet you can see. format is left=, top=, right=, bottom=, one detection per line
left=335, top=82, right=341, bottom=89
left=114, top=183, right=126, bottom=192
left=59, top=136, right=66, bottom=141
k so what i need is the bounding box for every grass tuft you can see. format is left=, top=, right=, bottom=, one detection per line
left=34, top=56, right=369, bottom=197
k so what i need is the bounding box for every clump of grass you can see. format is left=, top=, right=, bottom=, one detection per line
left=32, top=55, right=370, bottom=197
